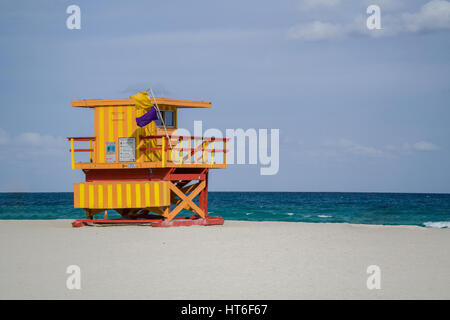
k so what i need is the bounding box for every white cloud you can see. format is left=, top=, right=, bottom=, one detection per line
left=0, top=129, right=66, bottom=159
left=282, top=136, right=304, bottom=146
left=402, top=0, right=450, bottom=32
left=362, top=0, right=406, bottom=11
left=412, top=141, right=439, bottom=151
left=0, top=128, right=9, bottom=145
left=16, top=132, right=65, bottom=148
left=288, top=21, right=345, bottom=40
left=301, top=0, right=341, bottom=9
left=385, top=144, right=396, bottom=151
left=71, top=28, right=276, bottom=49
left=323, top=139, right=386, bottom=157
left=401, top=141, right=440, bottom=152
left=307, top=138, right=441, bottom=159
left=289, top=0, right=450, bottom=41
left=288, top=15, right=385, bottom=41
left=299, top=0, right=406, bottom=11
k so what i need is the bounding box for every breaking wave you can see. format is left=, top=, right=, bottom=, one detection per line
left=423, top=221, right=450, bottom=229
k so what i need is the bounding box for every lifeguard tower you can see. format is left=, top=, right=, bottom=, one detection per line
left=67, top=92, right=228, bottom=227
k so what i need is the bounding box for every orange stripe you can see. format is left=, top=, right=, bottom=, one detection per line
left=94, top=109, right=99, bottom=162
left=166, top=183, right=170, bottom=205
left=113, top=107, right=120, bottom=143
left=80, top=183, right=86, bottom=208
left=127, top=106, right=133, bottom=138
left=118, top=106, right=124, bottom=138
left=136, top=109, right=141, bottom=162
left=107, top=107, right=113, bottom=142
left=91, top=184, right=96, bottom=208
left=122, top=183, right=127, bottom=208
left=104, top=107, right=110, bottom=149
left=117, top=184, right=123, bottom=208
left=155, top=182, right=160, bottom=205
left=88, top=184, right=94, bottom=208
left=130, top=183, right=135, bottom=207
left=144, top=183, right=150, bottom=207
left=149, top=182, right=155, bottom=206
left=135, top=183, right=141, bottom=208
left=110, top=183, right=116, bottom=208
left=83, top=183, right=88, bottom=208
left=98, top=184, right=104, bottom=209
left=99, top=108, right=105, bottom=163
left=121, top=106, right=126, bottom=139
left=107, top=184, right=113, bottom=209
left=112, top=106, right=118, bottom=164
left=74, top=183, right=79, bottom=207
left=131, top=107, right=136, bottom=132
left=163, top=182, right=168, bottom=205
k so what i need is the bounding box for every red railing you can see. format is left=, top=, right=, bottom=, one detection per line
left=66, top=135, right=229, bottom=168
left=67, top=137, right=95, bottom=168
left=139, top=135, right=229, bottom=167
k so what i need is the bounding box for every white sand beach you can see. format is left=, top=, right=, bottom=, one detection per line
left=0, top=220, right=448, bottom=299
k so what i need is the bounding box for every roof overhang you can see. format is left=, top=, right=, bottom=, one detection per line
left=71, top=98, right=211, bottom=108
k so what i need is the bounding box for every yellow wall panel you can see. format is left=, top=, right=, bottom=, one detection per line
left=74, top=181, right=169, bottom=209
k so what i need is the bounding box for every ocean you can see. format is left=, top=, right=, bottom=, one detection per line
left=1, top=192, right=449, bottom=228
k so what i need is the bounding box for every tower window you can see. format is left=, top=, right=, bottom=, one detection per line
left=155, top=110, right=175, bottom=127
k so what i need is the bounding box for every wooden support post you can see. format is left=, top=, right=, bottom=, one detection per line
left=167, top=181, right=206, bottom=221
left=199, top=170, right=209, bottom=218
left=70, top=138, right=75, bottom=169
left=163, top=205, right=171, bottom=218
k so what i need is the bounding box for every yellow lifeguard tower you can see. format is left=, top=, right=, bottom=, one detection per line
left=67, top=93, right=228, bottom=227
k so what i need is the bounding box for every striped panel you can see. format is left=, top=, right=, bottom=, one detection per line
left=73, top=181, right=169, bottom=209
left=94, top=106, right=137, bottom=164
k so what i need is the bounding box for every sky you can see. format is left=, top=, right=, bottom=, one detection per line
left=0, top=0, right=449, bottom=193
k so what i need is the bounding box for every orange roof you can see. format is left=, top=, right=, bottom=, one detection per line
left=71, top=98, right=211, bottom=108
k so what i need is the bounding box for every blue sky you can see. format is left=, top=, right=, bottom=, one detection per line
left=0, top=0, right=449, bottom=192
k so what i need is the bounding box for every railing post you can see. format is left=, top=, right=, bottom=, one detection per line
left=70, top=138, right=75, bottom=169
left=224, top=140, right=227, bottom=165
left=188, top=139, right=191, bottom=163
left=202, top=141, right=206, bottom=164
left=210, top=140, right=215, bottom=167
left=161, top=136, right=166, bottom=167
left=89, top=139, right=93, bottom=163
left=195, top=139, right=198, bottom=164
left=179, top=138, right=183, bottom=166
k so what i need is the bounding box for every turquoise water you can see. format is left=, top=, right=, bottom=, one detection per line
left=0, top=192, right=449, bottom=228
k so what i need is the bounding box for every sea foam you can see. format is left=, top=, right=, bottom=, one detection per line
left=423, top=221, right=450, bottom=229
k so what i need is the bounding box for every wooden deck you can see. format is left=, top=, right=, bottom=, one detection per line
left=73, top=161, right=227, bottom=169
